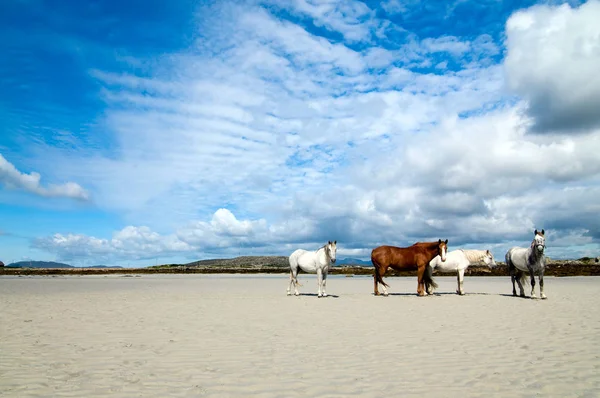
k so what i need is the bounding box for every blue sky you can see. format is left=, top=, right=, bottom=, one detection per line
left=1, top=0, right=599, bottom=266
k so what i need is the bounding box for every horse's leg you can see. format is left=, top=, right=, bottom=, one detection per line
left=528, top=266, right=537, bottom=299
left=417, top=265, right=425, bottom=296
left=288, top=262, right=299, bottom=296
left=509, top=265, right=517, bottom=296
left=381, top=266, right=389, bottom=296
left=293, top=268, right=300, bottom=296
left=539, top=269, right=547, bottom=300
left=373, top=271, right=379, bottom=296
left=373, top=267, right=379, bottom=296
left=457, top=269, right=465, bottom=295
left=515, top=270, right=525, bottom=297
left=373, top=262, right=384, bottom=296
left=317, top=268, right=323, bottom=298
left=322, top=271, right=328, bottom=297
left=507, top=254, right=518, bottom=296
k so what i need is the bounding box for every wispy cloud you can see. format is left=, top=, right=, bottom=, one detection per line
left=0, top=153, right=89, bottom=201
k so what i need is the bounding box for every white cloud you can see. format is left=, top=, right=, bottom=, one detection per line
left=263, top=0, right=379, bottom=43
left=421, top=36, right=471, bottom=55
left=35, top=225, right=193, bottom=262
left=504, top=0, right=600, bottom=133
left=380, top=0, right=420, bottom=15
left=25, top=0, right=600, bottom=263
left=0, top=153, right=89, bottom=201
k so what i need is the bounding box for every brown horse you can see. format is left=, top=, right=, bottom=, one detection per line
left=371, top=239, right=448, bottom=296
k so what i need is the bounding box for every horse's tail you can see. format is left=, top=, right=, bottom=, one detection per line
left=371, top=254, right=389, bottom=288
left=505, top=250, right=513, bottom=271
left=423, top=265, right=438, bottom=292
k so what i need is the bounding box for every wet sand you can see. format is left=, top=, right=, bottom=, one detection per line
left=1, top=275, right=598, bottom=397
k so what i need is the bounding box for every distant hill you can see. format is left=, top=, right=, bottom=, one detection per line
left=182, top=256, right=289, bottom=268
left=155, top=255, right=372, bottom=269
left=336, top=257, right=372, bottom=266
left=8, top=261, right=73, bottom=268
left=6, top=261, right=122, bottom=269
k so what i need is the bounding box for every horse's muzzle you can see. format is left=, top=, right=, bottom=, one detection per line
left=331, top=259, right=336, bottom=264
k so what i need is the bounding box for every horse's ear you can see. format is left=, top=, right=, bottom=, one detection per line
left=328, top=240, right=331, bottom=244
left=534, top=229, right=538, bottom=235
left=486, top=249, right=490, bottom=254
left=438, top=239, right=441, bottom=243
left=541, top=229, right=545, bottom=235
left=444, top=239, right=448, bottom=244
left=334, top=240, right=336, bottom=245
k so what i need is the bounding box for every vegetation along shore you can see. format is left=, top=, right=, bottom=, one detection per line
left=1, top=256, right=599, bottom=277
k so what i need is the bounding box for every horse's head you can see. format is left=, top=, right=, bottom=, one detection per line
left=483, top=249, right=496, bottom=268
left=326, top=240, right=337, bottom=264
left=532, top=229, right=546, bottom=253
left=437, top=239, right=448, bottom=262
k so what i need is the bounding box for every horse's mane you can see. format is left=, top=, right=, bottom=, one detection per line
left=460, top=249, right=488, bottom=263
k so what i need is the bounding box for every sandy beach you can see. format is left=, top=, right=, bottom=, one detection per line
left=1, top=274, right=598, bottom=397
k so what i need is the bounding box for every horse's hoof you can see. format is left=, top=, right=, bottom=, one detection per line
left=294, top=293, right=299, bottom=296
left=322, top=293, right=328, bottom=297
left=383, top=293, right=389, bottom=297
left=287, top=292, right=291, bottom=296
left=531, top=295, right=537, bottom=299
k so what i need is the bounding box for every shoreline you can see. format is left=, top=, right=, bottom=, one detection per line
left=2, top=260, right=599, bottom=277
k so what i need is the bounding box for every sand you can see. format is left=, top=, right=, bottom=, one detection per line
left=1, top=274, right=598, bottom=397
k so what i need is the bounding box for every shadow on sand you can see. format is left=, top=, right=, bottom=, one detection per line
left=375, top=292, right=525, bottom=297
left=292, top=293, right=340, bottom=298
left=498, top=293, right=532, bottom=299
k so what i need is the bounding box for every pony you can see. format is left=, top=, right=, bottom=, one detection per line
left=371, top=239, right=448, bottom=296
left=505, top=229, right=547, bottom=299
left=287, top=241, right=337, bottom=297
left=428, top=249, right=496, bottom=295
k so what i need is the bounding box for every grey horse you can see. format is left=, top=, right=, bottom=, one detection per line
left=505, top=229, right=547, bottom=299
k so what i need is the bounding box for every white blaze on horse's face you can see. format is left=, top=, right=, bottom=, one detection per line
left=438, top=239, right=448, bottom=262
left=533, top=229, right=546, bottom=253
left=327, top=240, right=337, bottom=263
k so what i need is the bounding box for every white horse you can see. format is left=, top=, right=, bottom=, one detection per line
left=428, top=249, right=496, bottom=295
left=505, top=229, right=547, bottom=299
left=287, top=241, right=337, bottom=297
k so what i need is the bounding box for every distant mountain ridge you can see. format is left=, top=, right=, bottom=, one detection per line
left=4, top=256, right=371, bottom=269
left=182, top=256, right=289, bottom=268
left=8, top=261, right=74, bottom=268
left=7, top=261, right=122, bottom=269
left=336, top=257, right=371, bottom=266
